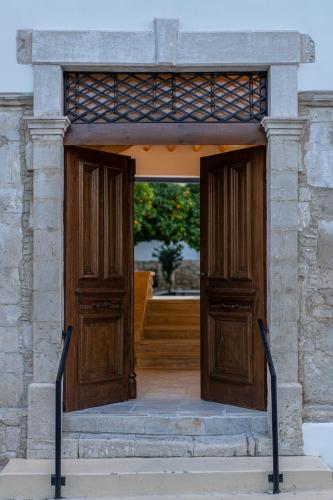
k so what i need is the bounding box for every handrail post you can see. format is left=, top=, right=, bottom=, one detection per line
left=52, top=325, right=73, bottom=499
left=258, top=319, right=281, bottom=494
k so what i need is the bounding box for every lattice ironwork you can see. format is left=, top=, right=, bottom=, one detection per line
left=64, top=72, right=267, bottom=124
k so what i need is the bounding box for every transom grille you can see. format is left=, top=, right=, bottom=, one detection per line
left=64, top=72, right=267, bottom=124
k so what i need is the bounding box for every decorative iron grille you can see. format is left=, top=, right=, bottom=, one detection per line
left=64, top=72, right=267, bottom=124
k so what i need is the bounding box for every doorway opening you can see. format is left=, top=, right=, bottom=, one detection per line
left=64, top=143, right=266, bottom=413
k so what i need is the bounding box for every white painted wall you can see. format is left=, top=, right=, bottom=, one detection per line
left=1, top=0, right=333, bottom=93
left=135, top=241, right=199, bottom=261
left=303, top=423, right=333, bottom=468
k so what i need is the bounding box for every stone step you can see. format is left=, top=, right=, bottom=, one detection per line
left=64, top=433, right=264, bottom=458
left=143, top=325, right=200, bottom=340
left=137, top=340, right=200, bottom=354
left=63, top=413, right=268, bottom=436
left=1, top=456, right=332, bottom=498
left=136, top=339, right=200, bottom=368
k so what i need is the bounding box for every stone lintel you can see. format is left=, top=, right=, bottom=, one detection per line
left=261, top=117, right=306, bottom=138
left=154, top=18, right=179, bottom=65
left=24, top=116, right=70, bottom=139
left=16, top=25, right=314, bottom=67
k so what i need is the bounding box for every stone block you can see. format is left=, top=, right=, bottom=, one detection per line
left=63, top=435, right=79, bottom=458
left=298, top=201, right=311, bottom=229
left=64, top=414, right=145, bottom=434
left=33, top=199, right=62, bottom=230
left=0, top=327, right=19, bottom=352
left=34, top=229, right=63, bottom=261
left=0, top=142, right=22, bottom=188
left=79, top=434, right=135, bottom=458
left=0, top=187, right=23, bottom=214
left=304, top=149, right=333, bottom=188
left=203, top=416, right=252, bottom=436
left=269, top=201, right=298, bottom=230
left=143, top=416, right=202, bottom=435
left=0, top=352, right=24, bottom=374
left=0, top=373, right=24, bottom=406
left=33, top=291, right=62, bottom=323
left=33, top=259, right=62, bottom=293
left=0, top=304, right=21, bottom=327
left=318, top=221, right=333, bottom=268
left=33, top=65, right=63, bottom=116
left=269, top=230, right=297, bottom=261
left=154, top=18, right=179, bottom=65
left=32, top=140, right=64, bottom=170
left=193, top=435, right=247, bottom=457
left=0, top=268, right=21, bottom=304
left=252, top=416, right=269, bottom=435
left=0, top=111, right=22, bottom=142
left=5, top=426, right=21, bottom=453
left=269, top=65, right=298, bottom=117
left=277, top=382, right=303, bottom=454
left=33, top=350, right=60, bottom=384
left=27, top=383, right=55, bottom=458
left=33, top=168, right=63, bottom=200
left=269, top=170, right=298, bottom=201
left=135, top=434, right=193, bottom=457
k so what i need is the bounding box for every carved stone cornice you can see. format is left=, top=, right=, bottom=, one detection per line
left=24, top=116, right=70, bottom=139
left=261, top=117, right=307, bottom=139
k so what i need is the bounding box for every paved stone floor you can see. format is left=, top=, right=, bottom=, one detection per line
left=73, top=369, right=264, bottom=417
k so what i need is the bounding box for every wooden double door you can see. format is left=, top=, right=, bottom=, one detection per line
left=64, top=146, right=266, bottom=412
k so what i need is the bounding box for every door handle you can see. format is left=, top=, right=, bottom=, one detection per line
left=200, top=272, right=207, bottom=277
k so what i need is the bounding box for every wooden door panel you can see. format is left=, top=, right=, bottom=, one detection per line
left=78, top=314, right=123, bottom=384
left=104, top=167, right=124, bottom=279
left=201, top=146, right=266, bottom=410
left=64, top=147, right=135, bottom=411
left=78, top=162, right=100, bottom=280
left=208, top=310, right=252, bottom=385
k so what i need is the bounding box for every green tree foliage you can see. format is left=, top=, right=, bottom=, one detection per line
left=134, top=182, right=200, bottom=250
left=152, top=243, right=183, bottom=294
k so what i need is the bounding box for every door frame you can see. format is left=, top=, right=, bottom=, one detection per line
left=22, top=22, right=311, bottom=457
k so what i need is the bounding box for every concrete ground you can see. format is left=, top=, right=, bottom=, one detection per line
left=61, top=493, right=333, bottom=500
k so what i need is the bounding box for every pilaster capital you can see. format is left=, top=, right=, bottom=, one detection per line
left=261, top=117, right=307, bottom=139
left=24, top=116, right=70, bottom=139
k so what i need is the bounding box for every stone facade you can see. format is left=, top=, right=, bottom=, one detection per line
left=135, top=260, right=200, bottom=292
left=0, top=94, right=33, bottom=460
left=2, top=91, right=333, bottom=459
left=0, top=23, right=328, bottom=460
left=298, top=93, right=333, bottom=422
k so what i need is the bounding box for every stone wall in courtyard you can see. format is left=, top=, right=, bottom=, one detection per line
left=0, top=95, right=33, bottom=460
left=299, top=92, right=333, bottom=421
left=134, top=260, right=200, bottom=292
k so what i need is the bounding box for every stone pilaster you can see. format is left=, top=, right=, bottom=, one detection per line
left=262, top=117, right=306, bottom=454
left=24, top=116, right=69, bottom=458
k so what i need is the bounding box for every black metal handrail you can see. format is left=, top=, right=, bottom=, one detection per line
left=52, top=325, right=73, bottom=499
left=258, top=319, right=282, bottom=494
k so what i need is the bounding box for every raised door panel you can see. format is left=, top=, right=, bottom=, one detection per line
left=208, top=310, right=252, bottom=385
left=230, top=163, right=252, bottom=280
left=104, top=167, right=123, bottom=280
left=78, top=314, right=123, bottom=384
left=78, top=162, right=100, bottom=280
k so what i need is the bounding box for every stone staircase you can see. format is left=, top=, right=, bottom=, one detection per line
left=2, top=456, right=332, bottom=499
left=136, top=297, right=200, bottom=369
left=62, top=400, right=270, bottom=459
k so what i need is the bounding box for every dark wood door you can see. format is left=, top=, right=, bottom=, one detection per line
left=200, top=146, right=266, bottom=410
left=64, top=147, right=136, bottom=411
